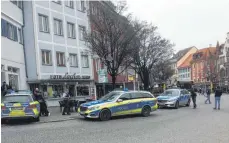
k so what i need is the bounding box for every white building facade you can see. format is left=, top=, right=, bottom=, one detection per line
left=217, top=32, right=229, bottom=89
left=1, top=1, right=28, bottom=90
left=23, top=1, right=95, bottom=99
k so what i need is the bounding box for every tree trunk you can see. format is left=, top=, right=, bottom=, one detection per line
left=143, top=70, right=150, bottom=91
left=112, top=75, right=116, bottom=90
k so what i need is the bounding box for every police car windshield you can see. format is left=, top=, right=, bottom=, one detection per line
left=100, top=92, right=122, bottom=101
left=162, top=90, right=179, bottom=96
left=3, top=95, right=32, bottom=103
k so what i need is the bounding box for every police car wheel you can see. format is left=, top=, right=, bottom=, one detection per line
left=34, top=116, right=40, bottom=122
left=142, top=106, right=151, bottom=117
left=175, top=101, right=179, bottom=109
left=99, top=109, right=111, bottom=121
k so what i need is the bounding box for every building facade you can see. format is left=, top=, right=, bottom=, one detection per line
left=191, top=47, right=217, bottom=87
left=217, top=32, right=229, bottom=91
left=23, top=1, right=95, bottom=99
left=168, top=46, right=197, bottom=86
left=1, top=1, right=27, bottom=90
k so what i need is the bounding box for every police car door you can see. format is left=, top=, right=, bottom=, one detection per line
left=179, top=90, right=186, bottom=105
left=115, top=93, right=132, bottom=115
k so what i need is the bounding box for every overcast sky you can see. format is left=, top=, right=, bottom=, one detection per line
left=125, top=0, right=229, bottom=52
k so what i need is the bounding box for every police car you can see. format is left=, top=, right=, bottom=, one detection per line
left=78, top=90, right=158, bottom=121
left=157, top=88, right=191, bottom=109
left=1, top=91, right=40, bottom=123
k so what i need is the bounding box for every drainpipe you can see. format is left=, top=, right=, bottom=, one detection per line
left=22, top=3, right=28, bottom=78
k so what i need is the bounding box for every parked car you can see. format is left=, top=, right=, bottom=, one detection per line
left=1, top=91, right=40, bottom=123
left=157, top=88, right=191, bottom=109
left=78, top=90, right=158, bottom=121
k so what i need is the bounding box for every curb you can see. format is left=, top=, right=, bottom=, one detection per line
left=38, top=118, right=76, bottom=124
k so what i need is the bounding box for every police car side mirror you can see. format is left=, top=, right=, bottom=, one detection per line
left=117, top=99, right=123, bottom=102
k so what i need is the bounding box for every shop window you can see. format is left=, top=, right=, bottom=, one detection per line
left=77, top=86, right=89, bottom=96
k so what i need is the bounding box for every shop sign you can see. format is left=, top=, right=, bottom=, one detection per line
left=50, top=73, right=90, bottom=80
left=98, top=69, right=108, bottom=83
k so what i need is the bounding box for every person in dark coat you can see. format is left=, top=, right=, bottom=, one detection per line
left=190, top=88, right=197, bottom=109
left=1, top=81, right=9, bottom=96
left=34, top=88, right=50, bottom=116
left=214, top=86, right=222, bottom=110
left=62, top=91, right=71, bottom=115
left=205, top=88, right=211, bottom=104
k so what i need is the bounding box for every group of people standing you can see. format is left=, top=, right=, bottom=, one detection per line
left=189, top=86, right=223, bottom=110
left=1, top=81, right=15, bottom=97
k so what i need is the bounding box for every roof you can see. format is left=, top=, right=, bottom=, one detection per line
left=178, top=54, right=193, bottom=69
left=172, top=47, right=193, bottom=60
left=192, top=47, right=216, bottom=61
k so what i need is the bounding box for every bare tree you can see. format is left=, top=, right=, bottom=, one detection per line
left=132, top=23, right=174, bottom=90
left=151, top=61, right=174, bottom=84
left=86, top=1, right=141, bottom=89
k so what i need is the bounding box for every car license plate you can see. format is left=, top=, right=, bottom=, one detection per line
left=158, top=102, right=164, bottom=105
left=11, top=107, right=23, bottom=110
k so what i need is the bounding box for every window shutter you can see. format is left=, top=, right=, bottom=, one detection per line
left=14, top=26, right=18, bottom=41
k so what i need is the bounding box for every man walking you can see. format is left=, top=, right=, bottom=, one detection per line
left=190, top=89, right=197, bottom=109
left=214, top=86, right=222, bottom=110
left=205, top=88, right=211, bottom=104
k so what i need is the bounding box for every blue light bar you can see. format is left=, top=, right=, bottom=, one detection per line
left=124, top=88, right=128, bottom=91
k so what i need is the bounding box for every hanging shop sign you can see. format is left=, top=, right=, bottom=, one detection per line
left=50, top=73, right=90, bottom=80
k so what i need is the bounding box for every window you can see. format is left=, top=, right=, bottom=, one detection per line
left=131, top=92, right=153, bottom=99
left=69, top=54, right=78, bottom=67
left=81, top=55, right=89, bottom=68
left=67, top=22, right=76, bottom=38
left=18, top=28, right=23, bottom=44
left=11, top=1, right=23, bottom=9
left=119, top=93, right=131, bottom=101
left=39, top=14, right=49, bottom=33
left=79, top=0, right=86, bottom=12
left=53, top=18, right=63, bottom=36
left=56, top=52, right=65, bottom=66
left=53, top=0, right=61, bottom=4
left=41, top=50, right=52, bottom=65
left=1, top=19, right=18, bottom=41
left=65, top=1, right=74, bottom=8
left=79, top=25, right=86, bottom=40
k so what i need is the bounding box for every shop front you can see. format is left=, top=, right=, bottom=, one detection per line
left=28, top=73, right=96, bottom=101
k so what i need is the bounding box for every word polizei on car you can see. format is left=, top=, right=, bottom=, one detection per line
left=157, top=88, right=191, bottom=109
left=78, top=90, right=158, bottom=121
left=1, top=91, right=40, bottom=123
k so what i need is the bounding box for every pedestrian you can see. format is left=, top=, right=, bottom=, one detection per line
left=205, top=88, right=211, bottom=104
left=62, top=91, right=71, bottom=115
left=214, top=86, right=223, bottom=110
left=34, top=88, right=50, bottom=116
left=1, top=81, right=9, bottom=97
left=190, top=88, right=197, bottom=109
